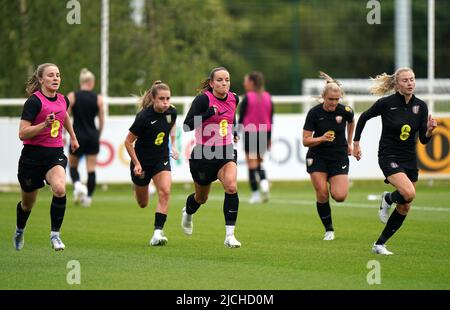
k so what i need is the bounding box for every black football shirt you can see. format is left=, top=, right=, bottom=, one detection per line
left=354, top=92, right=431, bottom=161
left=129, top=105, right=177, bottom=165
left=303, top=103, right=354, bottom=160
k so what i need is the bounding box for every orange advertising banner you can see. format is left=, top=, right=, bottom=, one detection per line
left=417, top=118, right=450, bottom=174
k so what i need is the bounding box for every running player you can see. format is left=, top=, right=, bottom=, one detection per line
left=67, top=68, right=104, bottom=207
left=303, top=72, right=355, bottom=241
left=181, top=67, right=241, bottom=248
left=238, top=71, right=273, bottom=204
left=14, top=63, right=79, bottom=251
left=124, top=81, right=178, bottom=246
left=353, top=67, right=437, bottom=255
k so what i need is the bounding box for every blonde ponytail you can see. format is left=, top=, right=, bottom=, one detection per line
left=370, top=67, right=413, bottom=96
left=79, top=68, right=95, bottom=85
left=319, top=71, right=344, bottom=98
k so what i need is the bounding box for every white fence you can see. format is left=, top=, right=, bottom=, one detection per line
left=3, top=94, right=450, bottom=115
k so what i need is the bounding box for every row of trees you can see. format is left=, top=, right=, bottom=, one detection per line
left=1, top=0, right=449, bottom=98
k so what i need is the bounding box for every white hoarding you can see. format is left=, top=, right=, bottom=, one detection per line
left=0, top=115, right=384, bottom=184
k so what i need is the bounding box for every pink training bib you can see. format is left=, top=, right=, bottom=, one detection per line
left=242, top=91, right=272, bottom=132
left=195, top=91, right=237, bottom=146
left=23, top=91, right=66, bottom=147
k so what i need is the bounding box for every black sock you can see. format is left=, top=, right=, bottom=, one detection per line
left=154, top=212, right=167, bottom=230
left=87, top=172, right=96, bottom=197
left=376, top=208, right=407, bottom=245
left=186, top=193, right=201, bottom=215
left=224, top=192, right=239, bottom=225
left=70, top=167, right=80, bottom=183
left=387, top=190, right=407, bottom=204
left=257, top=165, right=267, bottom=180
left=50, top=195, right=66, bottom=232
left=248, top=168, right=258, bottom=191
left=16, top=201, right=31, bottom=230
left=316, top=201, right=334, bottom=232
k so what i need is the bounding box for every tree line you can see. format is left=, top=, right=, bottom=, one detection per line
left=1, top=0, right=449, bottom=99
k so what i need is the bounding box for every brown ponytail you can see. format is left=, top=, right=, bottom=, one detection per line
left=197, top=67, right=229, bottom=94
left=247, top=71, right=265, bottom=93
left=139, top=80, right=170, bottom=110
left=25, top=63, right=58, bottom=96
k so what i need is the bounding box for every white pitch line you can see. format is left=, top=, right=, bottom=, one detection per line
left=170, top=195, right=450, bottom=213
left=1, top=194, right=447, bottom=212
left=258, top=198, right=450, bottom=213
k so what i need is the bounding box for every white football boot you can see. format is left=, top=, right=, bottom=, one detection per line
left=181, top=207, right=193, bottom=235
left=260, top=179, right=270, bottom=202
left=224, top=235, right=241, bottom=248
left=249, top=191, right=261, bottom=204
left=50, top=233, right=65, bottom=251
left=73, top=182, right=88, bottom=205
left=81, top=196, right=92, bottom=208
left=13, top=227, right=25, bottom=251
left=323, top=231, right=335, bottom=241
left=372, top=242, right=393, bottom=255
left=150, top=229, right=168, bottom=246
left=379, top=191, right=392, bottom=224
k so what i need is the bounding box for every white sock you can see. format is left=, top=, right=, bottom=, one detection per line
left=184, top=209, right=193, bottom=220
left=74, top=181, right=82, bottom=190
left=260, top=179, right=269, bottom=192
left=50, top=231, right=60, bottom=238
left=225, top=225, right=235, bottom=237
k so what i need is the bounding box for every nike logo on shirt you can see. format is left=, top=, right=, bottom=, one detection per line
left=218, top=110, right=228, bottom=115
left=151, top=120, right=157, bottom=124
left=342, top=165, right=347, bottom=169
left=390, top=107, right=399, bottom=110
left=164, top=161, right=168, bottom=166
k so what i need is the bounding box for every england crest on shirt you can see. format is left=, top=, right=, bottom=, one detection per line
left=166, top=114, right=172, bottom=124
left=412, top=105, right=419, bottom=114
left=390, top=162, right=399, bottom=169
left=335, top=116, right=343, bottom=124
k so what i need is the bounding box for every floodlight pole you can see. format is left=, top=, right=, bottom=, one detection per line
left=291, top=0, right=300, bottom=95
left=395, top=0, right=412, bottom=69
left=101, top=0, right=110, bottom=116
left=428, top=0, right=435, bottom=112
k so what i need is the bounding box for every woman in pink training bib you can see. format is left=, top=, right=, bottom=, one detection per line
left=182, top=67, right=241, bottom=248
left=13, top=63, right=79, bottom=252
left=238, top=71, right=273, bottom=204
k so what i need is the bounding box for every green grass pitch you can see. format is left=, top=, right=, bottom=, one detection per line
left=1, top=180, right=449, bottom=289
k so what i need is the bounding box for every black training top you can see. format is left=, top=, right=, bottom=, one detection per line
left=72, top=90, right=99, bottom=138
left=354, top=92, right=431, bottom=161
left=303, top=103, right=354, bottom=160
left=129, top=105, right=177, bottom=165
